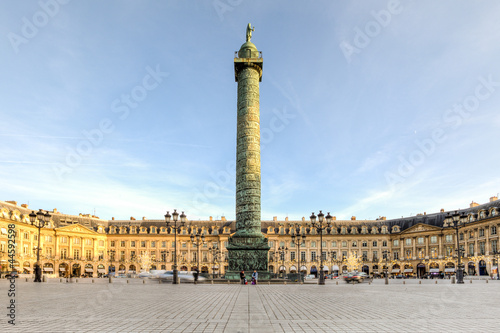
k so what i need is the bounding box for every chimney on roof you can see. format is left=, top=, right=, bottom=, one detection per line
left=209, top=216, right=213, bottom=221
left=379, top=216, right=387, bottom=220
left=490, top=196, right=498, bottom=202
left=112, top=217, right=115, bottom=220
left=285, top=217, right=288, bottom=222
left=53, top=208, right=58, bottom=213
left=302, top=217, right=305, bottom=222
left=440, top=209, right=444, bottom=212
left=273, top=216, right=277, bottom=221
left=221, top=216, right=226, bottom=221
left=332, top=216, right=336, bottom=220
left=424, top=212, right=426, bottom=215
left=21, top=204, right=28, bottom=208
left=130, top=217, right=136, bottom=220
left=470, top=201, right=479, bottom=208
left=6, top=201, right=17, bottom=205
left=142, top=217, right=146, bottom=220
left=351, top=216, right=356, bottom=220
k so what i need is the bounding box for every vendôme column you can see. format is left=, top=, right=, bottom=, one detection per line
left=227, top=24, right=270, bottom=272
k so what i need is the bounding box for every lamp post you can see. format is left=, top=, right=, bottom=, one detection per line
left=107, top=249, right=115, bottom=277
left=382, top=250, right=390, bottom=285
left=310, top=211, right=332, bottom=285
left=29, top=209, right=51, bottom=282
left=445, top=211, right=466, bottom=284
left=165, top=210, right=186, bottom=284
left=291, top=229, right=306, bottom=283
left=277, top=246, right=288, bottom=279
left=190, top=228, right=205, bottom=275
left=208, top=244, right=221, bottom=279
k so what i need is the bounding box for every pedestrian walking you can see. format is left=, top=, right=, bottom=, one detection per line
left=194, top=268, right=199, bottom=284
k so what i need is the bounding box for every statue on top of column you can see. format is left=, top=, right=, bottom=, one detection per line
left=246, top=23, right=255, bottom=42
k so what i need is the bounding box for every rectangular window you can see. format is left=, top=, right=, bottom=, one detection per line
left=372, top=241, right=377, bottom=247
left=85, top=239, right=92, bottom=246
left=86, top=250, right=92, bottom=260
left=331, top=241, right=337, bottom=247
left=74, top=249, right=80, bottom=260
left=352, top=241, right=357, bottom=247
left=110, top=241, right=115, bottom=247
left=469, top=243, right=474, bottom=256
left=372, top=251, right=378, bottom=261
left=322, top=241, right=326, bottom=247
left=130, top=241, right=135, bottom=247
left=479, top=229, right=485, bottom=237
left=342, top=241, right=347, bottom=247
left=446, top=246, right=453, bottom=256
left=161, top=241, right=166, bottom=248
left=445, top=235, right=453, bottom=243
left=61, top=237, right=67, bottom=244
left=151, top=241, right=156, bottom=248
left=342, top=251, right=347, bottom=260
left=141, top=241, right=146, bottom=248
left=362, top=241, right=367, bottom=247
left=430, top=236, right=437, bottom=244
left=311, top=251, right=316, bottom=261
left=405, top=239, right=412, bottom=246
left=46, top=247, right=53, bottom=256
left=99, top=240, right=105, bottom=247
left=60, top=249, right=67, bottom=259
left=362, top=251, right=368, bottom=260
left=130, top=251, right=136, bottom=260
left=479, top=242, right=485, bottom=255
left=269, top=241, right=274, bottom=248
left=301, top=251, right=306, bottom=262
left=491, top=240, right=498, bottom=252
left=460, top=233, right=464, bottom=241
left=393, top=251, right=399, bottom=260
left=98, top=251, right=104, bottom=260
left=290, top=252, right=296, bottom=261
left=120, top=241, right=126, bottom=247
left=392, top=240, right=398, bottom=247
left=322, top=251, right=326, bottom=261
left=418, top=237, right=424, bottom=245
left=45, top=235, right=52, bottom=242
left=491, top=226, right=497, bottom=235
left=74, top=238, right=80, bottom=244
left=331, top=251, right=337, bottom=259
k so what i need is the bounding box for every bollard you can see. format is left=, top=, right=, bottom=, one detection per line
left=451, top=276, right=455, bottom=284
left=268, top=281, right=270, bottom=285
left=435, top=280, right=437, bottom=284
left=92, top=279, right=94, bottom=283
left=336, top=281, right=338, bottom=285
left=109, top=277, right=112, bottom=283
left=127, top=280, right=129, bottom=284
left=403, top=281, right=405, bottom=285
left=26, top=278, right=28, bottom=282
left=211, top=280, right=214, bottom=285
left=284, top=281, right=287, bottom=285
left=60, top=278, right=62, bottom=283
left=143, top=279, right=145, bottom=284
left=76, top=278, right=78, bottom=283
left=470, top=280, right=472, bottom=284
left=419, top=281, right=421, bottom=284
left=228, top=280, right=230, bottom=285
left=486, top=279, right=488, bottom=283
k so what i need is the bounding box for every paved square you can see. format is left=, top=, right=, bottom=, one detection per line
left=1, top=279, right=499, bottom=332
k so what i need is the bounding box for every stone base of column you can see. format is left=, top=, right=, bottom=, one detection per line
left=227, top=237, right=270, bottom=271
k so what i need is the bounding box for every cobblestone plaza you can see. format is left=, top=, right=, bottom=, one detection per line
left=2, top=279, right=499, bottom=332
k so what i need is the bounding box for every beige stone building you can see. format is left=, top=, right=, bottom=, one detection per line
left=1, top=197, right=499, bottom=278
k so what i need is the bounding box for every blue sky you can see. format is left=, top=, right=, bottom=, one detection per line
left=1, top=0, right=499, bottom=221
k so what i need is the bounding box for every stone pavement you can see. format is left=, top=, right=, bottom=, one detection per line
left=1, top=278, right=499, bottom=332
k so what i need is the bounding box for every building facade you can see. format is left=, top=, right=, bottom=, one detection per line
left=1, top=198, right=499, bottom=278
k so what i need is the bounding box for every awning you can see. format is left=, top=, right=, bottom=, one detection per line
left=289, top=266, right=297, bottom=271
left=43, top=267, right=54, bottom=272
left=429, top=268, right=440, bottom=273
left=332, top=265, right=339, bottom=271
left=391, top=269, right=400, bottom=273
left=444, top=268, right=455, bottom=273
left=128, top=270, right=136, bottom=274
left=403, top=269, right=413, bottom=273
left=59, top=267, right=66, bottom=271
left=85, top=268, right=93, bottom=273
left=118, top=270, right=125, bottom=273
left=323, top=266, right=329, bottom=271
left=97, top=269, right=106, bottom=273
left=24, top=268, right=32, bottom=271
left=14, top=266, right=21, bottom=270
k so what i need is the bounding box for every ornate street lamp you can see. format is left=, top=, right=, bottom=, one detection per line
left=107, top=249, right=116, bottom=277
left=277, top=245, right=288, bottom=279
left=444, top=211, right=467, bottom=284
left=310, top=211, right=332, bottom=285
left=29, top=209, right=51, bottom=282
left=208, top=244, right=221, bottom=279
left=190, top=228, right=205, bottom=279
left=382, top=250, right=390, bottom=285
left=165, top=209, right=186, bottom=284
left=492, top=249, right=500, bottom=280
left=291, top=229, right=306, bottom=283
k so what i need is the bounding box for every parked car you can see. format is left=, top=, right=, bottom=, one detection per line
left=344, top=272, right=369, bottom=283
left=5, top=271, right=19, bottom=279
